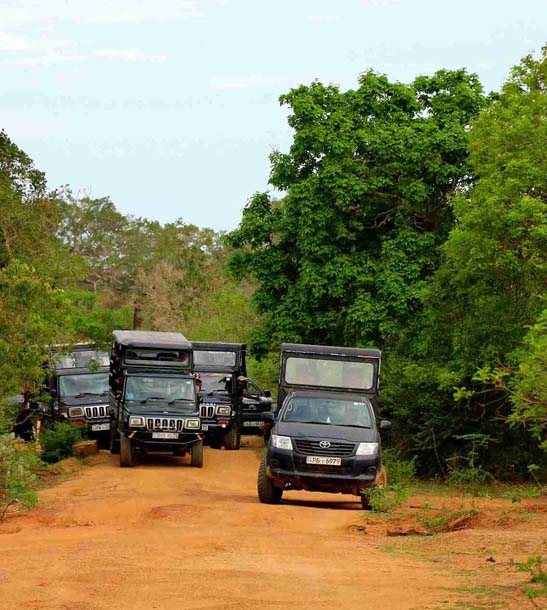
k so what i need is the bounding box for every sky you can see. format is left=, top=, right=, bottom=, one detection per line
left=1, top=0, right=547, bottom=231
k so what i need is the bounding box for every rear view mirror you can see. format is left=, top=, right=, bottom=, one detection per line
left=264, top=390, right=271, bottom=398
left=261, top=411, right=275, bottom=423
left=379, top=420, right=392, bottom=431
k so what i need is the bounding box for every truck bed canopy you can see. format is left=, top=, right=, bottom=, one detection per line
left=279, top=343, right=381, bottom=398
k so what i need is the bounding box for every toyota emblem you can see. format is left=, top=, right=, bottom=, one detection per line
left=319, top=441, right=331, bottom=449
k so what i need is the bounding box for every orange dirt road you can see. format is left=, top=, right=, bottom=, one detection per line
left=0, top=444, right=458, bottom=610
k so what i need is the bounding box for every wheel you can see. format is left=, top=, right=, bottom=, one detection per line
left=109, top=424, right=120, bottom=455
left=191, top=439, right=204, bottom=468
left=257, top=456, right=283, bottom=504
left=119, top=433, right=134, bottom=467
left=360, top=493, right=372, bottom=510
left=222, top=424, right=241, bottom=451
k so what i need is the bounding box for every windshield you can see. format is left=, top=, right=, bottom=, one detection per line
left=54, top=350, right=109, bottom=370
left=125, top=376, right=195, bottom=403
left=281, top=396, right=372, bottom=428
left=59, top=373, right=109, bottom=398
left=284, top=356, right=375, bottom=391
left=194, top=351, right=237, bottom=367
left=198, top=373, right=232, bottom=394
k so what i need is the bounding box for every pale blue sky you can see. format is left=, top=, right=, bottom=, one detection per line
left=1, top=0, right=547, bottom=230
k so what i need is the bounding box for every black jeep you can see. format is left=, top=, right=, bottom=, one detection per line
left=46, top=345, right=111, bottom=443
left=109, top=331, right=204, bottom=468
left=193, top=342, right=273, bottom=448
left=258, top=343, right=391, bottom=509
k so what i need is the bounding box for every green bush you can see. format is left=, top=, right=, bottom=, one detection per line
left=366, top=449, right=416, bottom=512
left=40, top=422, right=82, bottom=463
left=0, top=434, right=41, bottom=519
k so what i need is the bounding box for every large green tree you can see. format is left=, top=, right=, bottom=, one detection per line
left=228, top=70, right=487, bottom=354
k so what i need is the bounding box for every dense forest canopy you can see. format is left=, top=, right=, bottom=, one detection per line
left=2, top=48, right=547, bottom=475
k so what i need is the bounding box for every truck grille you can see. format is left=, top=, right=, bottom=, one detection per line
left=146, top=418, right=184, bottom=432
left=294, top=439, right=355, bottom=457
left=84, top=406, right=108, bottom=419
left=200, top=405, right=215, bottom=418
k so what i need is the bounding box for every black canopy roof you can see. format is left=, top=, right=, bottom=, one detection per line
left=192, top=341, right=246, bottom=351
left=113, top=331, right=192, bottom=350
left=281, top=343, right=381, bottom=359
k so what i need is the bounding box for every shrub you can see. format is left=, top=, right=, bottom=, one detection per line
left=366, top=449, right=416, bottom=512
left=40, top=422, right=82, bottom=463
left=0, top=433, right=41, bottom=519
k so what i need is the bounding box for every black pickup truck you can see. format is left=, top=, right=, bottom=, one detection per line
left=109, top=331, right=204, bottom=467
left=258, top=343, right=391, bottom=509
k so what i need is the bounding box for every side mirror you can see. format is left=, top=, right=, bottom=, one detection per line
left=50, top=388, right=57, bottom=399
left=379, top=420, right=392, bottom=431
left=264, top=390, right=271, bottom=398
left=261, top=411, right=275, bottom=424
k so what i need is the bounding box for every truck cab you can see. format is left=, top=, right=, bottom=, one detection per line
left=258, top=343, right=390, bottom=509
left=47, top=345, right=111, bottom=442
left=109, top=331, right=204, bottom=468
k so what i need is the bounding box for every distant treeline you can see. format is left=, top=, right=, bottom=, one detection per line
left=2, top=48, right=547, bottom=476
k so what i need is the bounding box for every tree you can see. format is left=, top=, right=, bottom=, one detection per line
left=386, top=48, right=547, bottom=472
left=228, top=69, right=487, bottom=355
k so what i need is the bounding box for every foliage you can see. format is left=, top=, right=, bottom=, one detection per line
left=367, top=449, right=415, bottom=512
left=511, top=552, right=547, bottom=608
left=40, top=423, right=83, bottom=463
left=0, top=434, right=40, bottom=519
left=228, top=69, right=487, bottom=354
left=416, top=507, right=478, bottom=534
left=383, top=48, right=547, bottom=473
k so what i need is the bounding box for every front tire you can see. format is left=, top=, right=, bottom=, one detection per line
left=222, top=423, right=241, bottom=451
left=119, top=433, right=134, bottom=467
left=257, top=457, right=283, bottom=504
left=361, top=466, right=388, bottom=510
left=191, top=439, right=204, bottom=467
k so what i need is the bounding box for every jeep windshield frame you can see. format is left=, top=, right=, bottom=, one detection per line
left=191, top=342, right=246, bottom=374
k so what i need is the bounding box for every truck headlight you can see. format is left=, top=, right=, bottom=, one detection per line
left=215, top=406, right=231, bottom=416
left=356, top=442, right=379, bottom=456
left=68, top=407, right=84, bottom=417
left=185, top=418, right=200, bottom=429
left=129, top=416, right=145, bottom=427
left=271, top=434, right=293, bottom=450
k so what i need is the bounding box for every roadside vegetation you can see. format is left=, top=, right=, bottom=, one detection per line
left=2, top=45, right=547, bottom=528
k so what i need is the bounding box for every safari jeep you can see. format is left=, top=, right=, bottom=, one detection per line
left=109, top=331, right=204, bottom=468
left=258, top=343, right=391, bottom=509
left=47, top=344, right=111, bottom=443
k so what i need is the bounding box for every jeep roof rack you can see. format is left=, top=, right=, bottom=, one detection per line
left=113, top=330, right=192, bottom=350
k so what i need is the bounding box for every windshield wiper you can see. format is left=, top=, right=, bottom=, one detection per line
left=140, top=396, right=166, bottom=404
left=341, top=424, right=371, bottom=429
left=73, top=392, right=103, bottom=398
left=167, top=398, right=193, bottom=405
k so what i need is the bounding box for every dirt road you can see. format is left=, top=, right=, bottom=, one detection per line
left=0, top=444, right=471, bottom=610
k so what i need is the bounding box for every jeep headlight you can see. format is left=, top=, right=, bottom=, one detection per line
left=271, top=434, right=293, bottom=450
left=356, top=442, right=379, bottom=456
left=215, top=406, right=231, bottom=416
left=129, top=416, right=145, bottom=427
left=68, top=407, right=84, bottom=418
left=185, top=418, right=200, bottom=430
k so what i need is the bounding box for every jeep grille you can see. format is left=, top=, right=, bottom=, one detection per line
left=84, top=406, right=108, bottom=419
left=146, top=418, right=184, bottom=432
left=200, top=405, right=215, bottom=418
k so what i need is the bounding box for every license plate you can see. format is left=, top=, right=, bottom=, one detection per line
left=243, top=421, right=264, bottom=427
left=91, top=423, right=109, bottom=432
left=306, top=456, right=342, bottom=466
left=202, top=424, right=208, bottom=431
left=152, top=432, right=179, bottom=440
